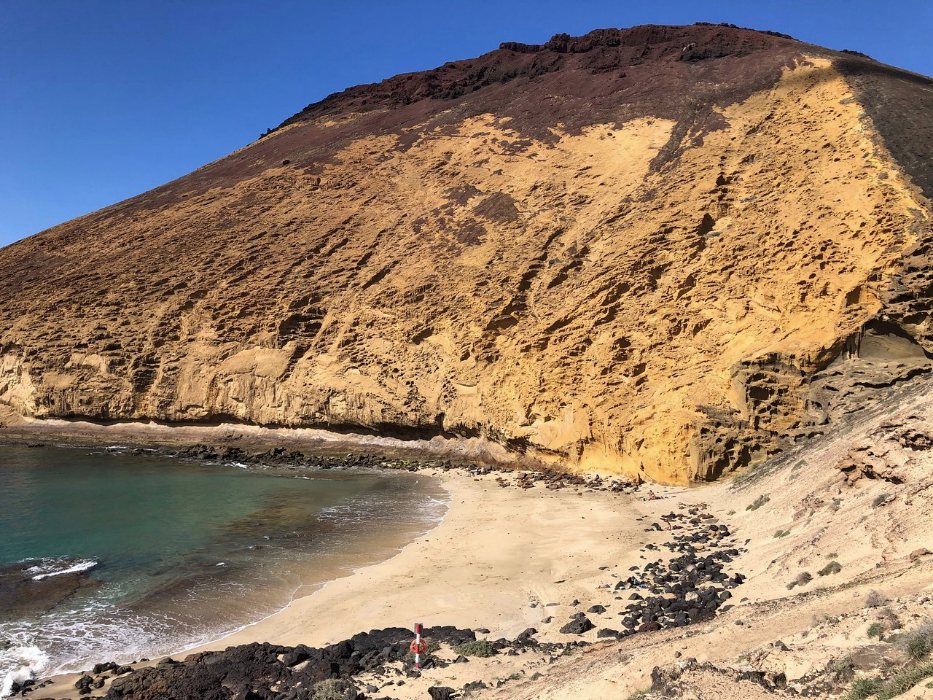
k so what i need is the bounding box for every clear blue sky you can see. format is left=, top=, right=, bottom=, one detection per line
left=1, top=0, right=931, bottom=248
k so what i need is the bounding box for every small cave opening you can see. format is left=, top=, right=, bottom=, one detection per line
left=858, top=319, right=932, bottom=362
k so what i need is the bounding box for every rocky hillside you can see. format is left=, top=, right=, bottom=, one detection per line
left=1, top=23, right=932, bottom=483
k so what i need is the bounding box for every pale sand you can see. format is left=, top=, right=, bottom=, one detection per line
left=190, top=470, right=656, bottom=650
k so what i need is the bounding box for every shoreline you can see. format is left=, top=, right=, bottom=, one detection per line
left=34, top=465, right=660, bottom=699
left=188, top=469, right=648, bottom=650
left=0, top=412, right=549, bottom=471
left=159, top=473, right=455, bottom=668
left=0, top=447, right=453, bottom=696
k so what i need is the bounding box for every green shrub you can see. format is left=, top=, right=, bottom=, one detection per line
left=774, top=529, right=790, bottom=538
left=905, top=635, right=932, bottom=662
left=867, top=623, right=884, bottom=639
left=454, top=639, right=497, bottom=658
left=872, top=493, right=892, bottom=508
left=846, top=676, right=880, bottom=700
left=311, top=679, right=349, bottom=700
left=747, top=494, right=770, bottom=511
left=819, top=561, right=843, bottom=576
left=876, top=662, right=933, bottom=699
left=897, top=619, right=933, bottom=661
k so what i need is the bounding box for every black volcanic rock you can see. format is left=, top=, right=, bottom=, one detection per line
left=105, top=627, right=478, bottom=700
left=559, top=616, right=595, bottom=635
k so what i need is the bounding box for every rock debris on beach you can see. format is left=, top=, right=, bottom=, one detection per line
left=43, top=625, right=574, bottom=700
left=552, top=500, right=746, bottom=639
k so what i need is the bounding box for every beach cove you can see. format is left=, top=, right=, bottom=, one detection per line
left=11, top=403, right=933, bottom=700
left=10, top=424, right=666, bottom=699
left=0, top=440, right=450, bottom=695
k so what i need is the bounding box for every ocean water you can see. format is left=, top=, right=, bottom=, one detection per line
left=0, top=445, right=447, bottom=696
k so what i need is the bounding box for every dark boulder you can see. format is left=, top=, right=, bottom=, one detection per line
left=75, top=675, right=94, bottom=695
left=559, top=616, right=595, bottom=634
left=516, top=627, right=538, bottom=642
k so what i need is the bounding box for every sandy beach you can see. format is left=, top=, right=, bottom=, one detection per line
left=191, top=469, right=656, bottom=650
left=37, top=465, right=671, bottom=698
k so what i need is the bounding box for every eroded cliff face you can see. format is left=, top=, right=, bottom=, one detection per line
left=1, top=25, right=932, bottom=483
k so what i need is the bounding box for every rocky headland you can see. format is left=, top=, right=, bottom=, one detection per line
left=1, top=23, right=932, bottom=482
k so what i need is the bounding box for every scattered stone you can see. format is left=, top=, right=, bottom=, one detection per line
left=423, top=683, right=452, bottom=698
left=462, top=680, right=487, bottom=694
left=559, top=616, right=595, bottom=634
left=74, top=675, right=94, bottom=694
left=516, top=628, right=537, bottom=642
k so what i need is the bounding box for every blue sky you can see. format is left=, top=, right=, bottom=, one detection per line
left=1, top=0, right=931, bottom=248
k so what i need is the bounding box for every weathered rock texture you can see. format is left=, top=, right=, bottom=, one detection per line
left=1, top=24, right=932, bottom=482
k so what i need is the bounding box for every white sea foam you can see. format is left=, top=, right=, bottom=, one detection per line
left=0, top=645, right=49, bottom=698
left=25, top=558, right=98, bottom=581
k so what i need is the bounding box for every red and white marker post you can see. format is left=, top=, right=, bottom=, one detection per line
left=410, top=622, right=427, bottom=669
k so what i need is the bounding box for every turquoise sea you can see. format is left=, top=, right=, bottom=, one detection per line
left=0, top=445, right=447, bottom=695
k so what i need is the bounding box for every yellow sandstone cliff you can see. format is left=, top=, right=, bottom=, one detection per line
left=1, top=25, right=932, bottom=483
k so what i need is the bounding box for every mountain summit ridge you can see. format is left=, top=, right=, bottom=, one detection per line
left=1, top=24, right=932, bottom=483
left=275, top=23, right=804, bottom=129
